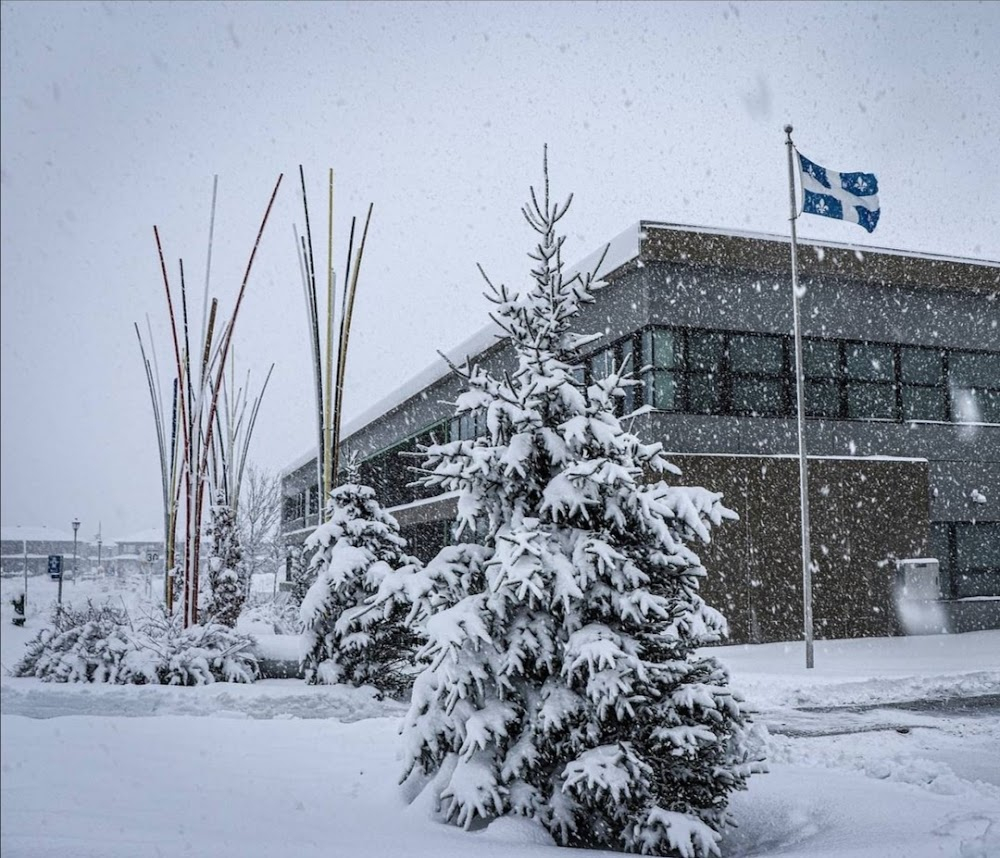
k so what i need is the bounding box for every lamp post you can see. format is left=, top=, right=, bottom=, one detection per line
left=72, top=518, right=80, bottom=586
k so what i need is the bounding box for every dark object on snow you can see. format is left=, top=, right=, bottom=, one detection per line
left=11, top=593, right=26, bottom=626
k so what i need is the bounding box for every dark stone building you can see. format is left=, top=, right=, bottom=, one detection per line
left=282, top=223, right=999, bottom=643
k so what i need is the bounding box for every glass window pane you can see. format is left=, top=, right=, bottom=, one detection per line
left=687, top=332, right=724, bottom=372
left=590, top=347, right=614, bottom=381
left=729, top=334, right=784, bottom=375
left=982, top=390, right=1000, bottom=424
left=846, top=342, right=894, bottom=381
left=620, top=337, right=635, bottom=376
left=954, top=570, right=1000, bottom=599
left=950, top=352, right=1000, bottom=389
left=687, top=372, right=721, bottom=414
left=901, top=347, right=943, bottom=384
left=804, top=339, right=840, bottom=379
left=956, top=523, right=1000, bottom=570
left=952, top=388, right=1000, bottom=424
left=805, top=380, right=841, bottom=417
left=622, top=383, right=636, bottom=414
left=902, top=385, right=946, bottom=421
left=645, top=370, right=678, bottom=410
left=569, top=365, right=585, bottom=386
left=731, top=378, right=784, bottom=415
left=847, top=382, right=896, bottom=419
left=651, top=329, right=678, bottom=369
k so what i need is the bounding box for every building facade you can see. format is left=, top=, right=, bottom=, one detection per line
left=0, top=525, right=88, bottom=579
left=282, top=223, right=999, bottom=643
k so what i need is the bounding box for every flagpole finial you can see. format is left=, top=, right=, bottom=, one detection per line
left=784, top=124, right=793, bottom=138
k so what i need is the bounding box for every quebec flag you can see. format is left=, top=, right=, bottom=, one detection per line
left=797, top=152, right=880, bottom=233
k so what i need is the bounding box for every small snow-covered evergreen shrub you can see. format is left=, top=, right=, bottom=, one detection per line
left=126, top=609, right=259, bottom=685
left=13, top=601, right=131, bottom=683
left=288, top=543, right=312, bottom=606
left=12, top=602, right=258, bottom=686
left=240, top=590, right=303, bottom=635
left=398, top=153, right=765, bottom=857
left=300, top=482, right=423, bottom=698
left=204, top=492, right=248, bottom=627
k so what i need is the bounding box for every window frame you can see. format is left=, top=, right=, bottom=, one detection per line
left=934, top=521, right=1000, bottom=599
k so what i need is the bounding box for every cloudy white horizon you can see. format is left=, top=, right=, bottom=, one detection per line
left=2, top=0, right=998, bottom=539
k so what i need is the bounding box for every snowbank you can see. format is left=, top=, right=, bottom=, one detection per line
left=2, top=576, right=998, bottom=858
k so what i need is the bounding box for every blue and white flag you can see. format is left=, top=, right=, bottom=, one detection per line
left=797, top=152, right=880, bottom=233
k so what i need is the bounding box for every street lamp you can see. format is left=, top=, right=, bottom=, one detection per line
left=72, top=518, right=80, bottom=587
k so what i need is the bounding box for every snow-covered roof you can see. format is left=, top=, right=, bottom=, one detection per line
left=282, top=223, right=643, bottom=477
left=639, top=220, right=999, bottom=268
left=111, top=527, right=167, bottom=544
left=1, top=524, right=80, bottom=543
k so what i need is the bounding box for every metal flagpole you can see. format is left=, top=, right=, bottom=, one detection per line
left=785, top=124, right=815, bottom=669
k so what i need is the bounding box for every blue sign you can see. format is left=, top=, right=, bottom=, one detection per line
left=47, top=554, right=63, bottom=580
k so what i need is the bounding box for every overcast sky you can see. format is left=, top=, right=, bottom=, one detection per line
left=2, top=0, right=998, bottom=541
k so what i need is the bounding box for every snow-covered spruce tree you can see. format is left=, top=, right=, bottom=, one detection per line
left=398, top=154, right=765, bottom=856
left=287, top=542, right=311, bottom=606
left=203, top=491, right=247, bottom=627
left=299, top=481, right=423, bottom=697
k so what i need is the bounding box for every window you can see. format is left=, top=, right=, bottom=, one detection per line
left=641, top=327, right=791, bottom=417
left=620, top=337, right=637, bottom=413
left=845, top=342, right=896, bottom=419
left=450, top=410, right=487, bottom=442
left=283, top=492, right=305, bottom=523
left=949, top=351, right=1000, bottom=424
left=901, top=347, right=943, bottom=385
left=589, top=346, right=615, bottom=382
left=950, top=351, right=1000, bottom=388
left=685, top=331, right=724, bottom=414
left=579, top=327, right=998, bottom=428
left=804, top=339, right=840, bottom=378
left=847, top=382, right=896, bottom=420
left=355, top=419, right=453, bottom=511
left=307, top=484, right=320, bottom=516
left=641, top=329, right=681, bottom=411
left=954, top=522, right=1000, bottom=598
left=846, top=342, right=894, bottom=381
left=932, top=521, right=1000, bottom=599
left=579, top=333, right=650, bottom=416
left=900, top=347, right=946, bottom=421
left=902, top=385, right=947, bottom=421
left=802, top=339, right=842, bottom=418
left=728, top=334, right=787, bottom=416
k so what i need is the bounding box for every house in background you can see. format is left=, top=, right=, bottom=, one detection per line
left=1, top=525, right=86, bottom=580
left=111, top=527, right=168, bottom=579
left=282, top=222, right=999, bottom=644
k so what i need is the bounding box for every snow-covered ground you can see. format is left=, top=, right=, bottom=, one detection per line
left=2, top=576, right=998, bottom=858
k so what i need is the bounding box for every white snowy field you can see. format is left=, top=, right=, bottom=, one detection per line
left=1, top=575, right=998, bottom=858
